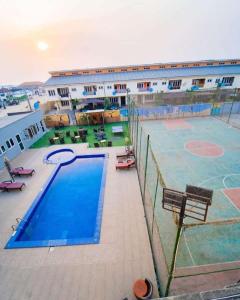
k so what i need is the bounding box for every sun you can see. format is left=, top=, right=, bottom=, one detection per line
left=37, top=41, right=49, bottom=51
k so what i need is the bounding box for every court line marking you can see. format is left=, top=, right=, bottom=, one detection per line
left=176, top=258, right=240, bottom=270
left=184, top=141, right=225, bottom=158
left=182, top=230, right=196, bottom=266
left=222, top=173, right=240, bottom=189
left=221, top=189, right=240, bottom=212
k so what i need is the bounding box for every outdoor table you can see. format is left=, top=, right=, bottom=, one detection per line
left=75, top=135, right=81, bottom=141
left=53, top=137, right=59, bottom=143
left=100, top=140, right=106, bottom=146
left=112, top=126, right=123, bottom=134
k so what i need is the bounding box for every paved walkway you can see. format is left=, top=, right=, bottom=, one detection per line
left=0, top=145, right=157, bottom=300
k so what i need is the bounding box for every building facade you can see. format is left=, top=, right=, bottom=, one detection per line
left=43, top=59, right=240, bottom=110
left=0, top=110, right=46, bottom=169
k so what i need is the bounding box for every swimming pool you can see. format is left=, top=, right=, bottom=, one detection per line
left=6, top=154, right=107, bottom=248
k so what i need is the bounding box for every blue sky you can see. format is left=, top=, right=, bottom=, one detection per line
left=0, top=0, right=239, bottom=84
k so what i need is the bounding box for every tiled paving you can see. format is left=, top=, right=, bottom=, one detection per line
left=0, top=144, right=157, bottom=300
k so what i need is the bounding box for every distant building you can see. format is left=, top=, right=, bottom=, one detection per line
left=0, top=111, right=46, bottom=169
left=43, top=58, right=240, bottom=110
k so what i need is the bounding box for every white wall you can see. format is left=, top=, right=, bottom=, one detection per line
left=43, top=73, right=240, bottom=105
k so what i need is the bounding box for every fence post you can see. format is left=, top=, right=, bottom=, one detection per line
left=143, top=135, right=150, bottom=204
left=135, top=114, right=139, bottom=163
left=227, top=101, right=234, bottom=123
left=138, top=127, right=143, bottom=171
left=165, top=225, right=183, bottom=296
left=151, top=173, right=159, bottom=236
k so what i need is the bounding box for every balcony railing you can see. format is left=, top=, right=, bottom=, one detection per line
left=59, top=94, right=70, bottom=99
left=168, top=85, right=181, bottom=90
left=82, top=90, right=96, bottom=96
left=218, top=82, right=233, bottom=87
left=138, top=87, right=151, bottom=92
left=113, top=89, right=127, bottom=94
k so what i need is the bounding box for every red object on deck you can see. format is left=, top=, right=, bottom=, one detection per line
left=133, top=279, right=148, bottom=298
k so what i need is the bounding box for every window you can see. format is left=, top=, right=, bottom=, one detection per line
left=36, top=123, right=39, bottom=132
left=121, top=69, right=127, bottom=72
left=153, top=82, right=157, bottom=86
left=137, top=82, right=150, bottom=89
left=132, top=68, right=139, bottom=71
left=192, top=78, right=205, bottom=88
left=72, top=72, right=78, bottom=75
left=207, top=79, right=212, bottom=82
left=16, top=134, right=24, bottom=151
left=110, top=97, right=118, bottom=103
left=96, top=70, right=102, bottom=73
left=171, top=65, right=177, bottom=68
left=144, top=67, right=150, bottom=70
left=182, top=64, right=189, bottom=67
left=48, top=90, right=56, bottom=96
left=61, top=100, right=70, bottom=106
left=159, top=66, right=165, bottom=69
left=1, top=145, right=6, bottom=153
left=207, top=63, right=213, bottom=66
left=231, top=61, right=237, bottom=64
left=215, top=79, right=220, bottom=83
left=107, top=86, right=112, bottom=89
left=71, top=88, right=77, bottom=92
left=6, top=140, right=11, bottom=149
left=114, top=84, right=127, bottom=91
left=108, top=70, right=114, bottom=73
left=219, top=62, right=225, bottom=65
left=57, top=88, right=69, bottom=97
left=162, top=82, right=167, bottom=85
left=84, top=86, right=97, bottom=93
left=222, top=77, right=234, bottom=86
left=10, top=138, right=14, bottom=146
left=83, top=71, right=89, bottom=74
left=98, top=86, right=103, bottom=89
left=40, top=121, right=45, bottom=132
left=168, top=80, right=182, bottom=89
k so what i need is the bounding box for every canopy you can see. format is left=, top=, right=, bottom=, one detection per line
left=81, top=99, right=105, bottom=105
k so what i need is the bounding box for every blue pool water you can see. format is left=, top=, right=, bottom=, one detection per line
left=6, top=154, right=107, bottom=248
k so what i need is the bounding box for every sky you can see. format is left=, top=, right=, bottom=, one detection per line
left=0, top=0, right=240, bottom=85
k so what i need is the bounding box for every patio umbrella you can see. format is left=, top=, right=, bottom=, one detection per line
left=4, top=156, right=15, bottom=182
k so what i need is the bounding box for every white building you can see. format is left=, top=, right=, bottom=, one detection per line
left=43, top=59, right=240, bottom=110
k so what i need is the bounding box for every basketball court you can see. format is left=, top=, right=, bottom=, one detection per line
left=139, top=117, right=240, bottom=271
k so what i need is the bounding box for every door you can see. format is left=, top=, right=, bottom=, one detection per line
left=120, top=96, right=126, bottom=107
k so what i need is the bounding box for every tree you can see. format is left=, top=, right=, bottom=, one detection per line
left=104, top=97, right=111, bottom=110
left=186, top=90, right=196, bottom=104
left=211, top=86, right=222, bottom=104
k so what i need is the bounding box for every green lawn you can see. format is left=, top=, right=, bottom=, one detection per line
left=31, top=121, right=129, bottom=148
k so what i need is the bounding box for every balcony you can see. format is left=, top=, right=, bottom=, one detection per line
left=168, top=85, right=181, bottom=90
left=138, top=87, right=152, bottom=92
left=82, top=90, right=96, bottom=96
left=112, top=89, right=127, bottom=95
left=58, top=94, right=70, bottom=99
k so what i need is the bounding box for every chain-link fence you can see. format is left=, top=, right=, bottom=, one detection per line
left=214, top=101, right=240, bottom=128
left=128, top=100, right=240, bottom=297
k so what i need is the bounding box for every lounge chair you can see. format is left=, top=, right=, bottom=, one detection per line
left=94, top=142, right=100, bottom=148
left=116, top=159, right=135, bottom=170
left=49, top=138, right=55, bottom=145
left=0, top=180, right=25, bottom=192
left=116, top=149, right=134, bottom=159
left=59, top=137, right=65, bottom=144
left=71, top=136, right=77, bottom=143
left=11, top=167, right=35, bottom=177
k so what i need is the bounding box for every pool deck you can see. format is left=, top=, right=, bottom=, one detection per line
left=0, top=145, right=158, bottom=300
